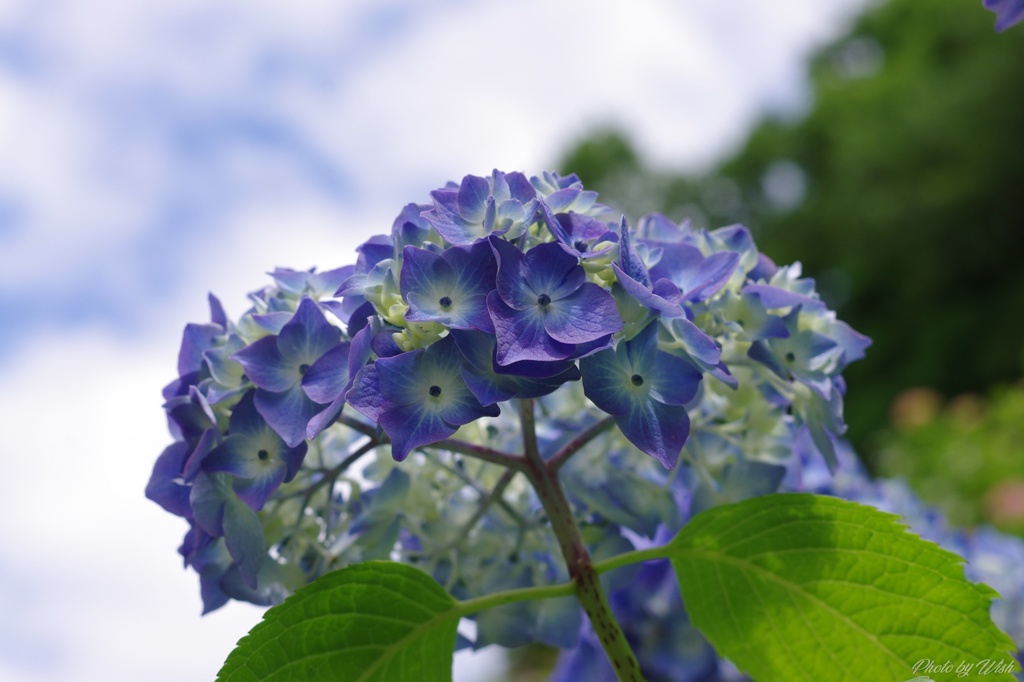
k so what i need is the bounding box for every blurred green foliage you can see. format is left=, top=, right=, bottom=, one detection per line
left=878, top=381, right=1024, bottom=536
left=559, top=0, right=1024, bottom=465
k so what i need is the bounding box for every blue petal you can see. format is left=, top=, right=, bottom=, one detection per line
left=490, top=236, right=533, bottom=310
left=668, top=318, right=722, bottom=368
left=543, top=282, right=623, bottom=344
left=225, top=389, right=268, bottom=437
left=615, top=399, right=690, bottom=469
left=400, top=246, right=452, bottom=303
left=380, top=402, right=458, bottom=461
left=145, top=441, right=192, bottom=518
left=618, top=216, right=651, bottom=286
left=452, top=329, right=579, bottom=404
left=488, top=291, right=576, bottom=364
left=457, top=174, right=490, bottom=222
left=742, top=283, right=817, bottom=309
left=302, top=343, right=351, bottom=404
left=222, top=497, right=265, bottom=589
left=612, top=264, right=683, bottom=317
left=208, top=293, right=228, bottom=328
left=178, top=323, right=222, bottom=376
left=232, top=336, right=292, bottom=393
left=189, top=472, right=232, bottom=537
left=579, top=348, right=632, bottom=416
left=254, top=384, right=325, bottom=447
left=523, top=241, right=586, bottom=303
left=276, top=297, right=342, bottom=365
left=345, top=364, right=387, bottom=422
left=985, top=0, right=1024, bottom=31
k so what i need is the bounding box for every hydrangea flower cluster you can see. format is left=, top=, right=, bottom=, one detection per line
left=146, top=169, right=871, bottom=646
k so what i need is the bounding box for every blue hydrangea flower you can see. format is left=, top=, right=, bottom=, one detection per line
left=747, top=308, right=839, bottom=395
left=201, top=390, right=307, bottom=510
left=346, top=335, right=500, bottom=461
left=400, top=240, right=497, bottom=333
left=487, top=236, right=622, bottom=365
left=422, top=170, right=539, bottom=244
left=538, top=203, right=618, bottom=259
left=646, top=241, right=739, bottom=305
left=232, top=297, right=342, bottom=447
left=580, top=320, right=703, bottom=468
left=531, top=170, right=617, bottom=221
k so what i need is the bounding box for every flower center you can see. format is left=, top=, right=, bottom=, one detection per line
left=299, top=364, right=310, bottom=375
left=537, top=293, right=551, bottom=307
left=574, top=240, right=588, bottom=253
left=257, top=449, right=269, bottom=461
left=631, top=374, right=644, bottom=386
left=429, top=385, right=442, bottom=398
left=438, top=295, right=453, bottom=310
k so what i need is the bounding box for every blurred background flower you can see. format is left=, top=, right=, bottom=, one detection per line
left=3, top=0, right=1021, bottom=680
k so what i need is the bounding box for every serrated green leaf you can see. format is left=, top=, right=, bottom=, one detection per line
left=217, top=561, right=459, bottom=682
left=670, top=493, right=1018, bottom=682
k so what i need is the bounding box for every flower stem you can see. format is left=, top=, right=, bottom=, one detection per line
left=517, top=400, right=644, bottom=682
left=430, top=438, right=525, bottom=469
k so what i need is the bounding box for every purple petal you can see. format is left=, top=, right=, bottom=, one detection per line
left=743, top=284, right=818, bottom=309
left=491, top=236, right=534, bottom=310
left=615, top=400, right=690, bottom=469
left=178, top=323, right=222, bottom=376
left=346, top=364, right=387, bottom=423
left=523, top=242, right=586, bottom=303
left=985, top=0, right=1024, bottom=31
left=681, top=251, right=739, bottom=302
left=612, top=264, right=684, bottom=317
left=190, top=472, right=230, bottom=537
left=539, top=202, right=572, bottom=244
left=505, top=171, right=537, bottom=202
left=380, top=403, right=458, bottom=462
left=222, top=498, right=265, bottom=589
left=182, top=428, right=219, bottom=481
left=145, top=442, right=192, bottom=518
left=543, top=283, right=623, bottom=344
left=302, top=343, right=351, bottom=404
left=669, top=318, right=722, bottom=367
left=252, top=312, right=292, bottom=334
left=276, top=298, right=341, bottom=364
left=208, top=293, right=228, bottom=328
left=232, top=336, right=292, bottom=392
left=579, top=348, right=632, bottom=416
left=254, top=385, right=325, bottom=447
left=488, top=291, right=575, bottom=365
left=306, top=393, right=346, bottom=440
left=618, top=216, right=651, bottom=286
left=400, top=246, right=449, bottom=300
left=458, top=174, right=491, bottom=222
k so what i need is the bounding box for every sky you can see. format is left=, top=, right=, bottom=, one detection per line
left=0, top=0, right=868, bottom=679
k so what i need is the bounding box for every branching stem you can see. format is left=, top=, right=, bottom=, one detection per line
left=517, top=399, right=644, bottom=682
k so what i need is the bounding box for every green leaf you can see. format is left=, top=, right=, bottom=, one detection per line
left=670, top=493, right=1018, bottom=682
left=217, top=561, right=459, bottom=682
